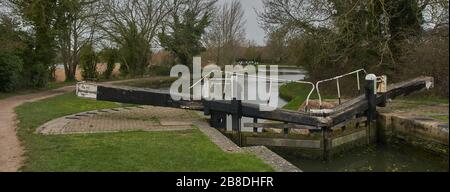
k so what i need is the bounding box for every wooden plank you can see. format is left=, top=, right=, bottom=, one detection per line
left=204, top=100, right=331, bottom=126
left=331, top=130, right=367, bottom=148
left=330, top=117, right=367, bottom=130
left=90, top=76, right=432, bottom=129
left=246, top=137, right=322, bottom=149
left=243, top=123, right=321, bottom=130
left=97, top=85, right=203, bottom=109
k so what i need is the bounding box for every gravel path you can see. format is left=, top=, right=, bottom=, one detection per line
left=0, top=86, right=75, bottom=172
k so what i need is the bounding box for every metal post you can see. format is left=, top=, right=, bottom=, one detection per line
left=336, top=79, right=341, bottom=105
left=283, top=122, right=289, bottom=137
left=253, top=118, right=258, bottom=133
left=322, top=127, right=331, bottom=161
left=365, top=74, right=377, bottom=144
left=357, top=71, right=361, bottom=93
left=231, top=98, right=242, bottom=146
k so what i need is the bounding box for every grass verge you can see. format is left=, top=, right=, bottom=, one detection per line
left=15, top=92, right=273, bottom=172
left=280, top=82, right=449, bottom=111
left=431, top=115, right=449, bottom=121
left=114, top=77, right=177, bottom=88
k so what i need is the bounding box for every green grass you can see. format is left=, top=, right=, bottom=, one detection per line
left=283, top=96, right=307, bottom=111
left=15, top=92, right=273, bottom=172
left=114, top=77, right=177, bottom=88
left=280, top=82, right=449, bottom=111
left=280, top=82, right=333, bottom=110
left=431, top=115, right=449, bottom=121
left=403, top=97, right=449, bottom=105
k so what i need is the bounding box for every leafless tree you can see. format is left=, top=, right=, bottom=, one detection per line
left=258, top=0, right=334, bottom=34
left=56, top=0, right=101, bottom=81
left=204, top=0, right=246, bottom=66
left=98, top=0, right=182, bottom=76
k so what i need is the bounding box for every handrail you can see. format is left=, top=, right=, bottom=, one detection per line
left=188, top=69, right=369, bottom=111
left=222, top=72, right=315, bottom=111
left=190, top=70, right=316, bottom=111
left=315, top=69, right=367, bottom=108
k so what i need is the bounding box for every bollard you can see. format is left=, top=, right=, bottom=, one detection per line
left=365, top=74, right=377, bottom=144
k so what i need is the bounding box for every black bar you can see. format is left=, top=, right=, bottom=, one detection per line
left=253, top=118, right=258, bottom=133
left=231, top=98, right=242, bottom=132
left=365, top=77, right=377, bottom=143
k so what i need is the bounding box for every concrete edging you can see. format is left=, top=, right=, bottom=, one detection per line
left=193, top=121, right=302, bottom=172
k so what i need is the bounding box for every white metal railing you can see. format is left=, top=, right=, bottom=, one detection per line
left=191, top=70, right=316, bottom=111
left=315, top=69, right=367, bottom=109
left=191, top=68, right=372, bottom=112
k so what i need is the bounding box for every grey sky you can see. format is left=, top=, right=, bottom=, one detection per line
left=218, top=0, right=266, bottom=46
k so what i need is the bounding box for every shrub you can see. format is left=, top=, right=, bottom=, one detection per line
left=79, top=44, right=98, bottom=80
left=398, top=28, right=449, bottom=98
left=0, top=52, right=23, bottom=92
left=100, top=48, right=118, bottom=79
left=148, top=65, right=171, bottom=76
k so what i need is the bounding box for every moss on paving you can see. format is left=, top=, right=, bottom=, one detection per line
left=15, top=92, right=273, bottom=172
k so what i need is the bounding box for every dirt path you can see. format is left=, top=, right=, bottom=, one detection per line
left=0, top=86, right=75, bottom=172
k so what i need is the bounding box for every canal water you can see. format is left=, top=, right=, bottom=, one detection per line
left=273, top=142, right=449, bottom=172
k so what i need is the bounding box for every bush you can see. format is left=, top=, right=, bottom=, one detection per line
left=100, top=48, right=118, bottom=79
left=398, top=28, right=449, bottom=98
left=79, top=44, right=98, bottom=80
left=148, top=65, right=171, bottom=76
left=0, top=52, right=23, bottom=92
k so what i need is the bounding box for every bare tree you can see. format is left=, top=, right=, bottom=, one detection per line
left=258, top=0, right=449, bottom=78
left=98, top=0, right=182, bottom=76
left=421, top=0, right=449, bottom=30
left=55, top=0, right=101, bottom=81
left=204, top=0, right=246, bottom=66
left=258, top=0, right=334, bottom=34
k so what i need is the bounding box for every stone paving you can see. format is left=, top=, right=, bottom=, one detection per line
left=378, top=100, right=449, bottom=134
left=37, top=106, right=198, bottom=135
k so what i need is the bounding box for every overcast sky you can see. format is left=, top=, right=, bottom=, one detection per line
left=218, top=0, right=266, bottom=46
